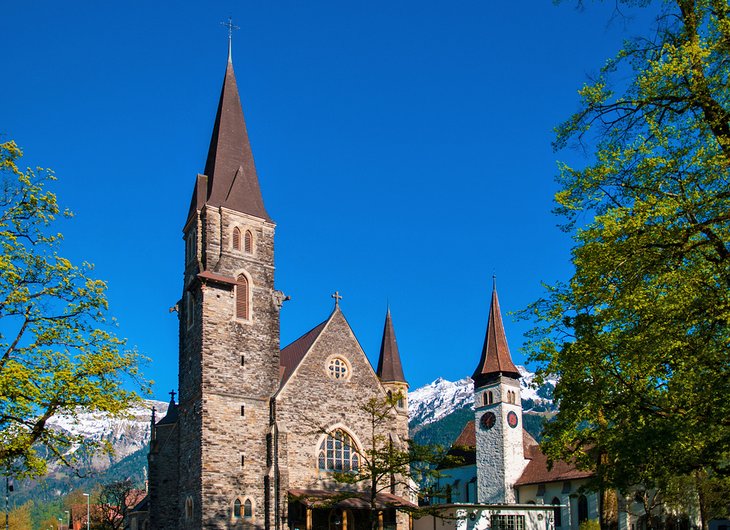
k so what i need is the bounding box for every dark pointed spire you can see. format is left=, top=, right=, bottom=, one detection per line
left=472, top=282, right=520, bottom=387
left=188, top=53, right=270, bottom=222
left=376, top=307, right=407, bottom=383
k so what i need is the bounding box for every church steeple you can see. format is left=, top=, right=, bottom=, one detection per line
left=472, top=281, right=520, bottom=387
left=376, top=308, right=406, bottom=383
left=188, top=54, right=270, bottom=222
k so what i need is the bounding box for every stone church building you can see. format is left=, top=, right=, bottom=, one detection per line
left=129, top=47, right=413, bottom=530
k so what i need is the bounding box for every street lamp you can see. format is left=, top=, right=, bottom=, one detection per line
left=65, top=510, right=70, bottom=530
left=83, top=493, right=90, bottom=530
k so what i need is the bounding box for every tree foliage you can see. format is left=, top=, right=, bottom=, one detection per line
left=94, top=479, right=135, bottom=530
left=523, top=0, right=730, bottom=501
left=0, top=140, right=149, bottom=478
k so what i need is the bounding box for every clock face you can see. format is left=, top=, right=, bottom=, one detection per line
left=480, top=412, right=496, bottom=430
left=507, top=411, right=519, bottom=429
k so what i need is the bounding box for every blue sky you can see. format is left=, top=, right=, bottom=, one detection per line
left=2, top=1, right=656, bottom=399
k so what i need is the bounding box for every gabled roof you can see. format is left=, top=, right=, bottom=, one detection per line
left=187, top=56, right=270, bottom=223
left=279, top=317, right=329, bottom=386
left=156, top=397, right=178, bottom=426
left=376, top=308, right=406, bottom=383
left=515, top=448, right=593, bottom=486
left=472, top=284, right=520, bottom=387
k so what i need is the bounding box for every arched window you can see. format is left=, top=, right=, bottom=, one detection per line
left=233, top=499, right=242, bottom=518
left=552, top=497, right=562, bottom=527
left=233, top=227, right=241, bottom=250
left=318, top=430, right=359, bottom=472
left=185, top=497, right=193, bottom=519
left=488, top=391, right=494, bottom=405
left=236, top=274, right=249, bottom=320
left=244, top=230, right=253, bottom=253
left=244, top=499, right=253, bottom=518
left=578, top=495, right=588, bottom=523
left=186, top=292, right=194, bottom=329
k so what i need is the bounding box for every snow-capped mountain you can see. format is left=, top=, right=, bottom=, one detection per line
left=46, top=399, right=168, bottom=471
left=408, top=366, right=556, bottom=427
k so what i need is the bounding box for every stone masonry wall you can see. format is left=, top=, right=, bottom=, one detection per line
left=178, top=206, right=280, bottom=530
left=275, top=309, right=410, bottom=528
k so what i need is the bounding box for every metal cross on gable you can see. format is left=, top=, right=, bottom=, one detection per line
left=169, top=389, right=177, bottom=402
left=331, top=291, right=343, bottom=307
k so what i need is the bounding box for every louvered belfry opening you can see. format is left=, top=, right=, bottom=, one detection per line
left=236, top=274, right=249, bottom=319
left=233, top=227, right=242, bottom=250
left=244, top=230, right=253, bottom=253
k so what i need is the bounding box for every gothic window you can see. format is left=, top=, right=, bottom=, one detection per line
left=397, top=395, right=404, bottom=408
left=233, top=227, right=241, bottom=250
left=318, top=429, right=360, bottom=473
left=185, top=230, right=196, bottom=263
left=244, top=499, right=253, bottom=518
left=236, top=274, right=249, bottom=320
left=233, top=499, right=242, bottom=518
left=244, top=230, right=253, bottom=253
left=487, top=391, right=494, bottom=405
left=552, top=497, right=562, bottom=527
left=578, top=495, right=588, bottom=523
left=327, top=357, right=350, bottom=380
left=185, top=497, right=193, bottom=519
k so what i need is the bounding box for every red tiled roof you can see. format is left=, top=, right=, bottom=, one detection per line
left=515, top=450, right=594, bottom=486
left=376, top=308, right=406, bottom=383
left=472, top=286, right=520, bottom=386
left=289, top=489, right=416, bottom=510
left=279, top=318, right=329, bottom=386
left=453, top=420, right=476, bottom=447
left=188, top=57, right=270, bottom=223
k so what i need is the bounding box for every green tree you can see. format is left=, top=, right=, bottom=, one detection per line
left=0, top=140, right=149, bottom=478
left=523, top=0, right=730, bottom=525
left=8, top=500, right=33, bottom=530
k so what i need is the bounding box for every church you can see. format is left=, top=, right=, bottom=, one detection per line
left=128, top=44, right=413, bottom=530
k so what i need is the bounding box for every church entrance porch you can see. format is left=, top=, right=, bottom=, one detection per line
left=288, top=489, right=413, bottom=530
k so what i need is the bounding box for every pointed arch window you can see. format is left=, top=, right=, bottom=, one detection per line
left=318, top=430, right=360, bottom=473
left=552, top=497, right=562, bottom=527
left=578, top=495, right=588, bottom=523
left=232, top=227, right=242, bottom=251
left=233, top=499, right=242, bottom=518
left=236, top=274, right=249, bottom=320
left=244, top=230, right=253, bottom=253
left=244, top=499, right=253, bottom=518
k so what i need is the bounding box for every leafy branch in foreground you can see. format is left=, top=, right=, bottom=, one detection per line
left=521, top=1, right=729, bottom=528
left=0, top=139, right=150, bottom=478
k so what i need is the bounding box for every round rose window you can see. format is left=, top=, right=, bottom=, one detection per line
left=327, top=357, right=349, bottom=380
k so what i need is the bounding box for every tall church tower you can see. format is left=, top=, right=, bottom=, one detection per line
left=472, top=281, right=526, bottom=504
left=177, top=47, right=281, bottom=529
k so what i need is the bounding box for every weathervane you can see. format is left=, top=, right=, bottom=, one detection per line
left=221, top=17, right=240, bottom=61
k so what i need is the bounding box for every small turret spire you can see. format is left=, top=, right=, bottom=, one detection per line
left=376, top=307, right=406, bottom=383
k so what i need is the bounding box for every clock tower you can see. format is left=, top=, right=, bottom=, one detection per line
left=472, top=281, right=526, bottom=504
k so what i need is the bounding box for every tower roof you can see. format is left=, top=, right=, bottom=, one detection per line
left=376, top=308, right=407, bottom=383
left=188, top=56, right=270, bottom=222
left=472, top=283, right=520, bottom=387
